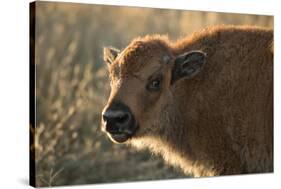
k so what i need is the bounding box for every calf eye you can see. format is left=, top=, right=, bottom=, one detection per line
left=147, top=76, right=162, bottom=91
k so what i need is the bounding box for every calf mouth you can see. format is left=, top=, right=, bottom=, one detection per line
left=104, top=123, right=139, bottom=143
left=108, top=132, right=130, bottom=143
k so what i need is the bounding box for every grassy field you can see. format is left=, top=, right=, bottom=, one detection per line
left=32, top=1, right=273, bottom=187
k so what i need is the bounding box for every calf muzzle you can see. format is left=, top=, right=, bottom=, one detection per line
left=102, top=101, right=138, bottom=143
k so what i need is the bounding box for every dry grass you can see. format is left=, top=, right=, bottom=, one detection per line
left=32, top=1, right=273, bottom=187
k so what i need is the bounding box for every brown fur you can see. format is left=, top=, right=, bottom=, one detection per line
left=104, top=25, right=273, bottom=177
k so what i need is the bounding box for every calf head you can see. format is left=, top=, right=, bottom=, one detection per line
left=101, top=38, right=206, bottom=143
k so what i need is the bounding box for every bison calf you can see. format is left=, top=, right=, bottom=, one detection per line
left=101, top=25, right=273, bottom=177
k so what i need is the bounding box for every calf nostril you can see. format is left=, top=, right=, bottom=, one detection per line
left=116, top=113, right=129, bottom=124
left=102, top=110, right=131, bottom=125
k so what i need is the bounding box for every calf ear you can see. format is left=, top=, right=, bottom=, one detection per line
left=171, top=50, right=206, bottom=84
left=103, top=47, right=120, bottom=65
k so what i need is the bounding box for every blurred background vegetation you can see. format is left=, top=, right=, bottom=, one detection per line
left=33, top=1, right=273, bottom=187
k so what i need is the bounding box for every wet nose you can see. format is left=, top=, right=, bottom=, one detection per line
left=102, top=102, right=132, bottom=134
left=102, top=110, right=131, bottom=132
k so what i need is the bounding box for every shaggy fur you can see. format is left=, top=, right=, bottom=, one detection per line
left=103, top=25, right=273, bottom=177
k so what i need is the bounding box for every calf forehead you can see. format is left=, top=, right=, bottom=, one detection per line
left=111, top=40, right=171, bottom=78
